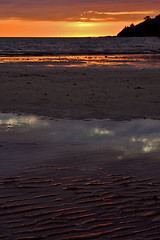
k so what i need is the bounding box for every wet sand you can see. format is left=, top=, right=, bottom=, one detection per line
left=1, top=164, right=160, bottom=239
left=1, top=115, right=160, bottom=239
left=1, top=57, right=160, bottom=239
left=0, top=58, right=160, bottom=120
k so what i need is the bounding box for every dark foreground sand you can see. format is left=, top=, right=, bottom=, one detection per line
left=1, top=163, right=160, bottom=239
left=0, top=62, right=160, bottom=120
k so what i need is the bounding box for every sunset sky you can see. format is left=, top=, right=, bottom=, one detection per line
left=0, top=0, right=159, bottom=37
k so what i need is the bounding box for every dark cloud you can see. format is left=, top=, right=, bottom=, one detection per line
left=0, top=0, right=159, bottom=5
left=0, top=0, right=159, bottom=21
left=0, top=0, right=159, bottom=6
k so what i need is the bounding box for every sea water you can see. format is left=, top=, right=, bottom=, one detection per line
left=0, top=37, right=160, bottom=56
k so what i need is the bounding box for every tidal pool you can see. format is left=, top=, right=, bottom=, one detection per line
left=1, top=113, right=160, bottom=178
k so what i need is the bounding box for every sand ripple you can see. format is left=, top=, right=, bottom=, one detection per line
left=0, top=165, right=160, bottom=239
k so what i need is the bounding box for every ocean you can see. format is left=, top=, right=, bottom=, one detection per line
left=0, top=37, right=160, bottom=56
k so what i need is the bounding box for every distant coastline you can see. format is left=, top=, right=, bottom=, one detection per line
left=117, top=14, right=160, bottom=37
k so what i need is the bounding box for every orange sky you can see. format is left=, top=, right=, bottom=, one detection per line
left=0, top=0, right=159, bottom=37
left=0, top=20, right=135, bottom=37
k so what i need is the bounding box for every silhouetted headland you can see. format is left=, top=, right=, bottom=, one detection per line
left=117, top=14, right=160, bottom=37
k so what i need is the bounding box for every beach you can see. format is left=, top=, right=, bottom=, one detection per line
left=0, top=56, right=160, bottom=120
left=0, top=0, right=160, bottom=236
left=0, top=54, right=160, bottom=239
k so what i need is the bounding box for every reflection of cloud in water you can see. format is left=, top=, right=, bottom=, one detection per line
left=91, top=127, right=113, bottom=136
left=1, top=113, right=160, bottom=156
left=131, top=137, right=160, bottom=153
left=0, top=116, right=37, bottom=127
left=0, top=114, right=49, bottom=129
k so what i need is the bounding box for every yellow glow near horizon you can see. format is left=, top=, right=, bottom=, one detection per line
left=0, top=19, right=135, bottom=37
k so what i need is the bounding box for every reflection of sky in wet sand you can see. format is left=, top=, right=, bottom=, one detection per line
left=1, top=114, right=160, bottom=239
left=1, top=113, right=160, bottom=179
left=0, top=114, right=49, bottom=129
left=1, top=113, right=160, bottom=156
left=0, top=54, right=160, bottom=69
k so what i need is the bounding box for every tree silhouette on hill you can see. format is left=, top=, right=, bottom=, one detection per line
left=117, top=14, right=160, bottom=37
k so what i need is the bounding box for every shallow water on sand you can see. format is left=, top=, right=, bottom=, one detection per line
left=1, top=113, right=160, bottom=239
left=1, top=113, right=160, bottom=177
left=0, top=54, right=160, bottom=69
